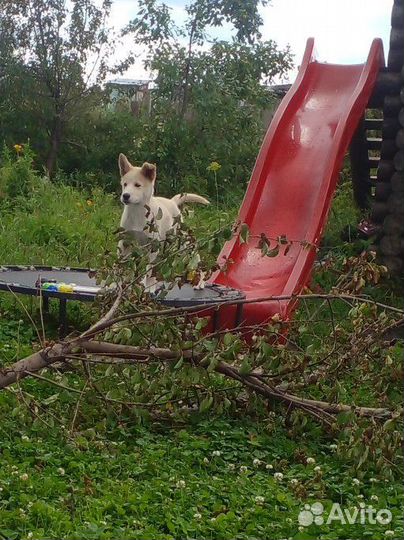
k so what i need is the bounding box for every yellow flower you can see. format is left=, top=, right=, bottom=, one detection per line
left=207, top=161, right=221, bottom=172
left=86, top=200, right=93, bottom=207
left=14, top=144, right=23, bottom=153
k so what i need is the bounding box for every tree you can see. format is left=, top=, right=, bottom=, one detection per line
left=119, top=0, right=292, bottom=196
left=0, top=0, right=114, bottom=175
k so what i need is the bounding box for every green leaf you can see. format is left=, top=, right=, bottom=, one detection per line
left=174, top=357, right=184, bottom=370
left=383, top=418, right=396, bottom=432
left=223, top=332, right=235, bottom=346
left=42, top=393, right=59, bottom=405
left=278, top=234, right=288, bottom=244
left=188, top=253, right=200, bottom=270
left=199, top=395, right=213, bottom=413
left=207, top=356, right=219, bottom=373
left=266, top=245, right=279, bottom=257
left=195, top=318, right=208, bottom=330
left=239, top=223, right=250, bottom=244
left=239, top=357, right=252, bottom=375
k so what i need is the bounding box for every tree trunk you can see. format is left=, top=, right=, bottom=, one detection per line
left=46, top=114, right=63, bottom=177
left=180, top=17, right=198, bottom=119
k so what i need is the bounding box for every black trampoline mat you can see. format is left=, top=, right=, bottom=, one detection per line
left=0, top=266, right=245, bottom=309
left=155, top=282, right=245, bottom=306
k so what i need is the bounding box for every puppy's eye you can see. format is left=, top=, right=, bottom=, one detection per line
left=123, top=182, right=127, bottom=187
left=135, top=183, right=141, bottom=188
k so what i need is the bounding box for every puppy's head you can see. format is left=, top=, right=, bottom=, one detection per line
left=118, top=153, right=156, bottom=205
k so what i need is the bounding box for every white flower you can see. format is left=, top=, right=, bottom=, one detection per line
left=203, top=457, right=209, bottom=464
left=359, top=502, right=366, bottom=509
left=274, top=472, right=284, bottom=481
left=194, top=512, right=202, bottom=520
left=21, top=435, right=29, bottom=442
left=210, top=517, right=216, bottom=522
left=370, top=495, right=379, bottom=502
left=357, top=494, right=364, bottom=499
left=298, top=526, right=304, bottom=532
left=27, top=534, right=33, bottom=539
left=100, top=521, right=107, bottom=526
left=265, top=464, right=273, bottom=470
left=254, top=496, right=265, bottom=505
left=314, top=466, right=321, bottom=472
left=352, top=478, right=360, bottom=486
left=370, top=477, right=377, bottom=483
left=212, top=450, right=221, bottom=457
left=329, top=444, right=337, bottom=451
left=0, top=487, right=3, bottom=492
left=253, top=459, right=262, bottom=467
left=240, top=466, right=248, bottom=473
left=176, top=480, right=186, bottom=488
left=19, top=473, right=29, bottom=481
left=384, top=531, right=395, bottom=537
left=57, top=467, right=65, bottom=476
left=289, top=478, right=298, bottom=486
left=228, top=463, right=235, bottom=470
left=306, top=457, right=315, bottom=465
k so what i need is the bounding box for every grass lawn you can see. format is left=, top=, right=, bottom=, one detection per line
left=0, top=180, right=403, bottom=540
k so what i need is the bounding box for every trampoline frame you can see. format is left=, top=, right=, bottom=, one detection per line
left=0, top=265, right=98, bottom=336
left=0, top=265, right=246, bottom=337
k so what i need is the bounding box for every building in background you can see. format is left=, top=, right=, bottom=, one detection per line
left=106, top=78, right=153, bottom=116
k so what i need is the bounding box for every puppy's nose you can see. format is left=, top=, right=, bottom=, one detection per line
left=122, top=193, right=130, bottom=203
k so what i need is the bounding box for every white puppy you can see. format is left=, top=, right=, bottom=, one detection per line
left=118, top=154, right=209, bottom=285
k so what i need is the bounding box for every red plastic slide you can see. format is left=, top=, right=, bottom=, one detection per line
left=209, top=38, right=385, bottom=329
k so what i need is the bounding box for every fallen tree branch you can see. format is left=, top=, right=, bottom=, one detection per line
left=2, top=339, right=393, bottom=421
left=0, top=343, right=69, bottom=389
left=0, top=339, right=198, bottom=389
left=212, top=361, right=393, bottom=420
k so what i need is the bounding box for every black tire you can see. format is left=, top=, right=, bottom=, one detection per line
left=350, top=0, right=404, bottom=275
left=374, top=1, right=404, bottom=276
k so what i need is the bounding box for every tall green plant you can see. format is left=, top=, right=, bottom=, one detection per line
left=0, top=143, right=42, bottom=200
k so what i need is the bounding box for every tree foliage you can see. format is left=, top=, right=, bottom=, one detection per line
left=119, top=0, right=292, bottom=197
left=0, top=0, right=292, bottom=194
left=0, top=0, right=114, bottom=175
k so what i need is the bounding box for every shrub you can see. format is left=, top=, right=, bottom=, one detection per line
left=0, top=143, right=43, bottom=200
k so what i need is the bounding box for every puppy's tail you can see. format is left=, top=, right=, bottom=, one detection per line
left=172, top=193, right=210, bottom=207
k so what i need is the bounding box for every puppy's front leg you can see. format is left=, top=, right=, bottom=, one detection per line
left=118, top=239, right=132, bottom=260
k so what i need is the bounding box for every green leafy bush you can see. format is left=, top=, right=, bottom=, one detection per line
left=0, top=143, right=43, bottom=200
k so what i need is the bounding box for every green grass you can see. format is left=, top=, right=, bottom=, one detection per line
left=0, top=180, right=403, bottom=540
left=0, top=184, right=119, bottom=267
left=0, top=414, right=403, bottom=540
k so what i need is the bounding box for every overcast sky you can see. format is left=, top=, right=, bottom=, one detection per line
left=110, top=0, right=393, bottom=83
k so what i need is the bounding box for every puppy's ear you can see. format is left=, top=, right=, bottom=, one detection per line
left=141, top=162, right=156, bottom=182
left=118, top=153, right=132, bottom=177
